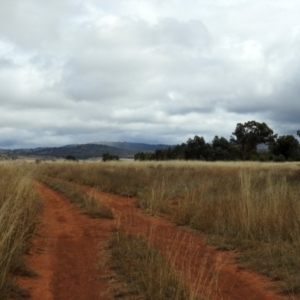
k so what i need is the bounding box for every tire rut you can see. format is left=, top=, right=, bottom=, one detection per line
left=78, top=184, right=296, bottom=300
left=15, top=182, right=116, bottom=300
left=16, top=180, right=298, bottom=300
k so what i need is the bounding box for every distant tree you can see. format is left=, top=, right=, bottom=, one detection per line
left=65, top=155, right=77, bottom=161
left=185, top=136, right=210, bottom=160
left=211, top=136, right=232, bottom=160
left=171, top=143, right=187, bottom=160
left=269, top=135, right=299, bottom=160
left=102, top=153, right=119, bottom=162
left=297, top=130, right=300, bottom=137
left=134, top=152, right=145, bottom=161
left=231, top=121, right=277, bottom=159
left=154, top=149, right=165, bottom=160
left=163, top=147, right=175, bottom=160
left=212, top=136, right=229, bottom=150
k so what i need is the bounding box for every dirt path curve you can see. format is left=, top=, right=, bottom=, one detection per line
left=81, top=185, right=295, bottom=300
left=16, top=182, right=116, bottom=300
left=17, top=181, right=296, bottom=300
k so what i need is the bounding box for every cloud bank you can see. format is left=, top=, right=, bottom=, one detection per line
left=0, top=0, right=299, bottom=148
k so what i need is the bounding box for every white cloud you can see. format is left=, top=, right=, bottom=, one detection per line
left=0, top=0, right=300, bottom=148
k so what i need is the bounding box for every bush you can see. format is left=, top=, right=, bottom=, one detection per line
left=102, top=153, right=119, bottom=162
left=65, top=155, right=77, bottom=161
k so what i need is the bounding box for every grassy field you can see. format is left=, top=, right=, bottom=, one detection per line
left=33, top=160, right=300, bottom=295
left=2, top=160, right=300, bottom=298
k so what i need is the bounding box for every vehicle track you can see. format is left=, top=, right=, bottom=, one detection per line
left=78, top=183, right=293, bottom=300
left=15, top=182, right=116, bottom=300
left=15, top=181, right=296, bottom=300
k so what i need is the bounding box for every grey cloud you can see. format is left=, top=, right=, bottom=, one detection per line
left=0, top=0, right=80, bottom=51
left=60, top=16, right=211, bottom=102
left=0, top=0, right=300, bottom=148
left=0, top=58, right=16, bottom=69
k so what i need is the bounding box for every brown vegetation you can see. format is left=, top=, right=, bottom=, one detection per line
left=2, top=160, right=300, bottom=299
left=34, top=160, right=300, bottom=295
left=39, top=176, right=113, bottom=219
left=110, top=232, right=197, bottom=300
left=0, top=163, right=41, bottom=299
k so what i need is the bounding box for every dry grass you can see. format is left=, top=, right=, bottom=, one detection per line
left=110, top=230, right=200, bottom=300
left=32, top=160, right=300, bottom=295
left=39, top=176, right=114, bottom=219
left=0, top=163, right=42, bottom=299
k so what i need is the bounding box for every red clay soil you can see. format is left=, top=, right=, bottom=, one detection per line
left=15, top=182, right=116, bottom=300
left=81, top=185, right=295, bottom=300
left=15, top=182, right=296, bottom=300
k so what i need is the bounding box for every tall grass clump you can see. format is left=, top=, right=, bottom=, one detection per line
left=110, top=231, right=200, bottom=300
left=170, top=165, right=300, bottom=294
left=0, top=163, right=41, bottom=299
left=136, top=167, right=185, bottom=215
left=172, top=168, right=300, bottom=244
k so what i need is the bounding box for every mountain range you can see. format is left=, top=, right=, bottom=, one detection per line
left=0, top=142, right=172, bottom=160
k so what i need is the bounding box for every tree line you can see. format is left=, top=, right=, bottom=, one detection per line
left=134, top=121, right=300, bottom=162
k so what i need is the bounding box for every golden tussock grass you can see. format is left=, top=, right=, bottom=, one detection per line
left=110, top=230, right=201, bottom=300
left=33, top=160, right=300, bottom=295
left=0, top=163, right=42, bottom=299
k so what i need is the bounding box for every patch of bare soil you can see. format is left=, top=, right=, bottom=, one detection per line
left=14, top=182, right=117, bottom=300
left=16, top=181, right=297, bottom=300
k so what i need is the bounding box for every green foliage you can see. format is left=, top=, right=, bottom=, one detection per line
left=185, top=136, right=209, bottom=160
left=65, top=155, right=77, bottom=161
left=135, top=121, right=300, bottom=162
left=211, top=136, right=241, bottom=160
left=102, top=152, right=119, bottom=162
left=134, top=136, right=239, bottom=161
left=231, top=121, right=277, bottom=159
left=269, top=135, right=299, bottom=160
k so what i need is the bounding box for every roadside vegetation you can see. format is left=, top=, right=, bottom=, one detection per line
left=10, top=159, right=300, bottom=299
left=110, top=230, right=199, bottom=300
left=39, top=176, right=113, bottom=219
left=33, top=160, right=300, bottom=295
left=0, top=163, right=41, bottom=299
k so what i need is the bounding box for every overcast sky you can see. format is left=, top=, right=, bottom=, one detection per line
left=0, top=0, right=300, bottom=148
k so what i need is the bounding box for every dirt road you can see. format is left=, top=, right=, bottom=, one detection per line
left=16, top=182, right=295, bottom=300
left=16, top=182, right=115, bottom=300
left=82, top=186, right=290, bottom=300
